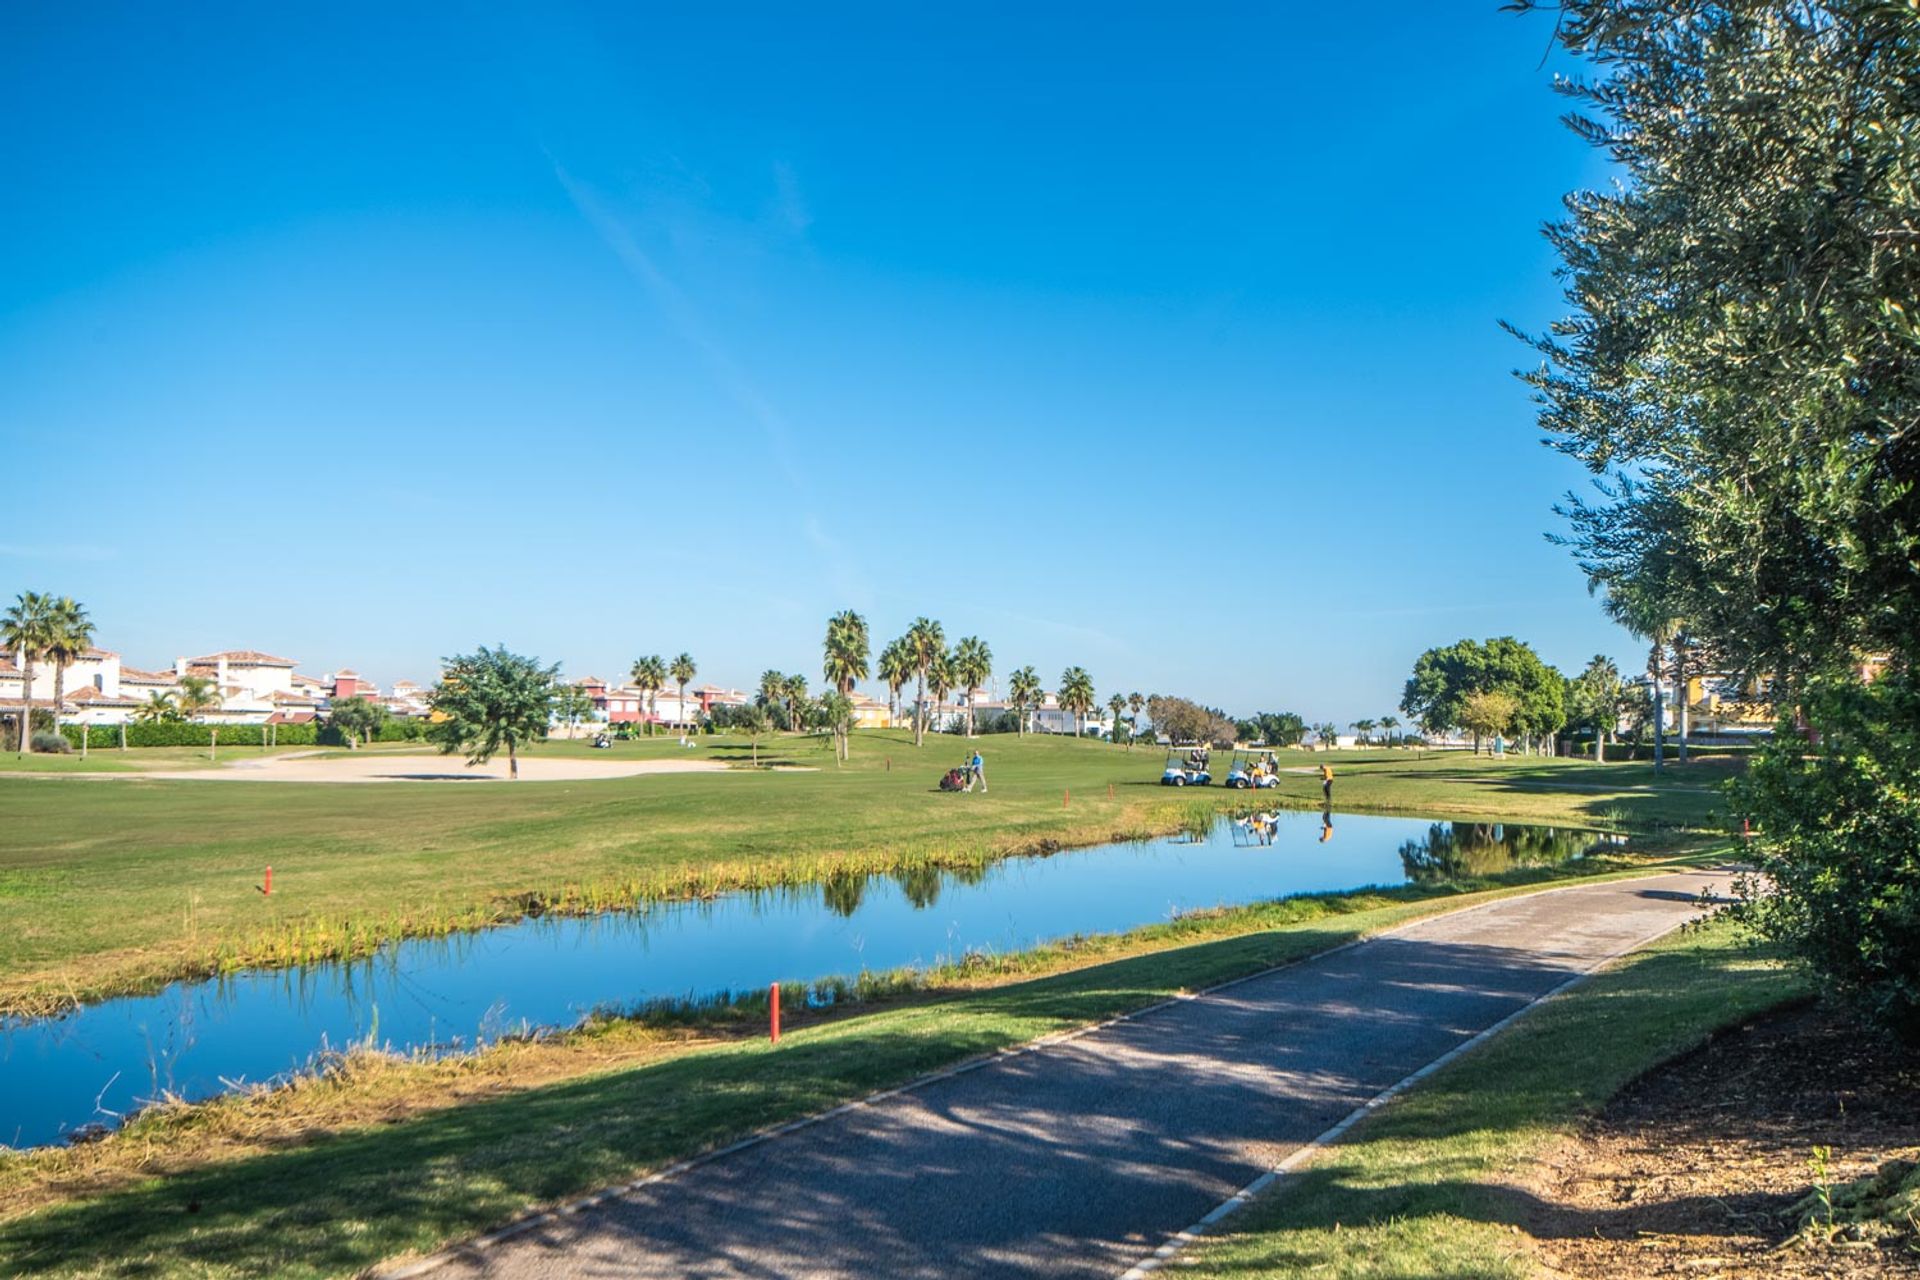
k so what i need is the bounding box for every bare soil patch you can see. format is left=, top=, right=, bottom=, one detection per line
left=1533, top=1000, right=1920, bottom=1278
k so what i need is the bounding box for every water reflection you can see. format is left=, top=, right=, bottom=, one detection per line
left=1, top=811, right=1614, bottom=1150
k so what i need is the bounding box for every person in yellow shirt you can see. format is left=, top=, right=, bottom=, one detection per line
left=1319, top=762, right=1333, bottom=805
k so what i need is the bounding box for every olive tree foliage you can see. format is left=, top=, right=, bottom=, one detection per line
left=328, top=695, right=387, bottom=749
left=427, top=646, right=561, bottom=780
left=1147, top=695, right=1238, bottom=747
left=1512, top=0, right=1920, bottom=1037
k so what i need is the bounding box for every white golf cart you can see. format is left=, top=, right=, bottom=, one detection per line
left=1224, top=748, right=1280, bottom=789
left=1160, top=747, right=1213, bottom=787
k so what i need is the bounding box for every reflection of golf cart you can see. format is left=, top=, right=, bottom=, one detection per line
left=1232, top=811, right=1281, bottom=847
left=1161, top=747, right=1212, bottom=786
left=1225, top=748, right=1280, bottom=789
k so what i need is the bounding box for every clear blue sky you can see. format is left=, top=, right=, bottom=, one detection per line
left=0, top=3, right=1630, bottom=719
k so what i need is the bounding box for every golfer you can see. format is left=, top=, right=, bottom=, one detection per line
left=1320, top=762, right=1333, bottom=804
left=970, top=749, right=986, bottom=793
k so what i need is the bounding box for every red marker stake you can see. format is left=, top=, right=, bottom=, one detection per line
left=770, top=983, right=781, bottom=1044
left=263, top=865, right=273, bottom=896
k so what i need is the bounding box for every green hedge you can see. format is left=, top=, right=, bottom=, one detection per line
left=57, top=718, right=429, bottom=750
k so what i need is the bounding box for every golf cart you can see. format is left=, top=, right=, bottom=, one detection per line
left=1160, top=747, right=1212, bottom=787
left=1224, top=748, right=1280, bottom=789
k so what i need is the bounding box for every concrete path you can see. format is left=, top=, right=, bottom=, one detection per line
left=416, top=870, right=1728, bottom=1280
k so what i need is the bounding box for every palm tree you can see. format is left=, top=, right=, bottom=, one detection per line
left=822, top=611, right=870, bottom=695
left=1008, top=666, right=1040, bottom=737
left=630, top=654, right=667, bottom=736
left=135, top=690, right=181, bottom=723
left=950, top=636, right=992, bottom=737
left=1058, top=667, right=1095, bottom=738
left=670, top=653, right=697, bottom=733
left=43, top=597, right=94, bottom=751
left=1128, top=692, right=1145, bottom=732
left=877, top=638, right=914, bottom=728
left=1317, top=721, right=1340, bottom=751
left=925, top=650, right=953, bottom=733
left=1380, top=713, right=1400, bottom=747
left=174, top=674, right=224, bottom=760
left=1603, top=586, right=1679, bottom=771
left=758, top=669, right=787, bottom=715
left=1354, top=718, right=1376, bottom=747
left=903, top=617, right=945, bottom=746
left=782, top=672, right=809, bottom=732
left=2, top=591, right=56, bottom=755
left=1107, top=694, right=1127, bottom=745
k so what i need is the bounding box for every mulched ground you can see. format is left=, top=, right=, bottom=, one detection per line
left=1532, top=999, right=1920, bottom=1278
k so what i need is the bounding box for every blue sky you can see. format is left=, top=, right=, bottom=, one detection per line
left=0, top=3, right=1626, bottom=719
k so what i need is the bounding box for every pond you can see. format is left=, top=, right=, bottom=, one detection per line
left=0, top=812, right=1618, bottom=1149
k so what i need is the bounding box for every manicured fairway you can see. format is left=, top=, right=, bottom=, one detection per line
left=0, top=732, right=1729, bottom=1011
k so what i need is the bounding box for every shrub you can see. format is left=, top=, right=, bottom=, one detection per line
left=1734, top=670, right=1920, bottom=1044
left=29, top=730, right=71, bottom=754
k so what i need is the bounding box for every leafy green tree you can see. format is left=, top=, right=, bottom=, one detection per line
left=1458, top=690, right=1519, bottom=754
left=553, top=683, right=596, bottom=737
left=329, top=695, right=388, bottom=749
left=951, top=636, right=992, bottom=737
left=670, top=653, right=697, bottom=732
left=1401, top=637, right=1565, bottom=752
left=173, top=674, right=224, bottom=760
left=903, top=618, right=945, bottom=746
left=2, top=591, right=55, bottom=755
left=735, top=702, right=774, bottom=767
left=822, top=611, right=869, bottom=695
left=630, top=654, right=667, bottom=736
left=877, top=638, right=914, bottom=727
left=1057, top=667, right=1095, bottom=737
left=1007, top=666, right=1041, bottom=736
left=427, top=646, right=560, bottom=780
left=818, top=690, right=855, bottom=764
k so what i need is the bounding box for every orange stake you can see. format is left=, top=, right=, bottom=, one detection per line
left=264, top=865, right=273, bottom=896
left=770, top=983, right=781, bottom=1044
left=1063, top=788, right=1070, bottom=808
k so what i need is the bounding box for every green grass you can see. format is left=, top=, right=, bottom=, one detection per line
left=1175, top=914, right=1807, bottom=1279
left=0, top=733, right=1731, bottom=1012
left=0, top=860, right=1738, bottom=1280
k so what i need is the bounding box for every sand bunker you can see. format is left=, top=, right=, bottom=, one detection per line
left=147, top=753, right=729, bottom=783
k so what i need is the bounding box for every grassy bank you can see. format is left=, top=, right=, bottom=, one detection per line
left=0, top=852, right=1720, bottom=1279
left=0, top=732, right=1730, bottom=1012
left=1174, top=913, right=1807, bottom=1279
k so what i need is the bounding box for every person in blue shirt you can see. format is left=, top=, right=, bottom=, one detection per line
left=969, top=750, right=986, bottom=793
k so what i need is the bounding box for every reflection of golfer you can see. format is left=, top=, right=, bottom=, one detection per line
left=1320, top=763, right=1333, bottom=804
left=1320, top=810, right=1334, bottom=843
left=970, top=750, right=986, bottom=793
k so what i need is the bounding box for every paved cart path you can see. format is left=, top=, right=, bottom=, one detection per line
left=416, top=870, right=1728, bottom=1280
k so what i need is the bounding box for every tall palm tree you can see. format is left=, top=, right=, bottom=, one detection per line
left=1058, top=666, right=1095, bottom=738
left=758, top=669, right=787, bottom=712
left=925, top=650, right=953, bottom=732
left=1354, top=718, right=1376, bottom=746
left=950, top=636, right=992, bottom=737
left=630, top=654, right=667, bottom=736
left=174, top=674, right=224, bottom=760
left=877, top=638, right=914, bottom=728
left=2, top=591, right=57, bottom=754
left=1107, top=694, right=1127, bottom=746
left=43, top=597, right=94, bottom=750
left=1007, top=666, right=1040, bottom=737
left=670, top=653, right=697, bottom=733
left=782, top=672, right=809, bottom=732
left=903, top=617, right=945, bottom=746
left=1380, top=713, right=1400, bottom=747
left=1603, top=585, right=1679, bottom=771
left=822, top=611, right=870, bottom=696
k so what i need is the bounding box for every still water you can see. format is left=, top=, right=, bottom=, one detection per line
left=1, top=812, right=1614, bottom=1148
